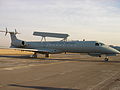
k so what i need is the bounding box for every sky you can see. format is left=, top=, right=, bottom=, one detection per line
left=0, top=0, right=120, bottom=47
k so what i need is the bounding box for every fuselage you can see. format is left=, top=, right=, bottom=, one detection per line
left=1, top=30, right=119, bottom=60
left=12, top=40, right=120, bottom=55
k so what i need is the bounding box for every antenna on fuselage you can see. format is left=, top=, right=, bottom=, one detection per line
left=83, top=39, right=85, bottom=41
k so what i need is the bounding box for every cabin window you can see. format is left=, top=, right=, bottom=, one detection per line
left=95, top=43, right=99, bottom=46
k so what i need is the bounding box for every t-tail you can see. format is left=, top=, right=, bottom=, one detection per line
left=0, top=28, right=26, bottom=48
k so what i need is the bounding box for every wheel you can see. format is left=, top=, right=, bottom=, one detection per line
left=104, top=58, right=109, bottom=62
left=32, top=53, right=37, bottom=58
left=45, top=54, right=49, bottom=58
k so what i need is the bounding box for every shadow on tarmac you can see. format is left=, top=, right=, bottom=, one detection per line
left=0, top=55, right=120, bottom=63
left=0, top=55, right=31, bottom=58
left=8, top=84, right=79, bottom=90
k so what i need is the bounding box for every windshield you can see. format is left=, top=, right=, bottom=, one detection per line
left=99, top=43, right=105, bottom=46
left=95, top=42, right=105, bottom=46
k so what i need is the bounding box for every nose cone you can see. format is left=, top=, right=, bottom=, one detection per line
left=105, top=46, right=120, bottom=54
left=112, top=49, right=120, bottom=54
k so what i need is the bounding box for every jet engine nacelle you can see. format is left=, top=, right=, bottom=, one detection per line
left=11, top=40, right=27, bottom=48
left=88, top=53, right=101, bottom=57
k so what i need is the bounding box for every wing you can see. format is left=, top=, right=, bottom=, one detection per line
left=20, top=49, right=50, bottom=54
left=11, top=48, right=63, bottom=54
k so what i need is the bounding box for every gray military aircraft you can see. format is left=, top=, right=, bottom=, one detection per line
left=0, top=28, right=119, bottom=61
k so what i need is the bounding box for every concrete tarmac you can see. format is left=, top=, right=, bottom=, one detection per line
left=0, top=49, right=120, bottom=90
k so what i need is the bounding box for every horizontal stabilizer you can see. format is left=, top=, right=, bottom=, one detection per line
left=0, top=28, right=20, bottom=35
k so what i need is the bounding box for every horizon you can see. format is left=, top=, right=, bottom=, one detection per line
left=0, top=0, right=120, bottom=46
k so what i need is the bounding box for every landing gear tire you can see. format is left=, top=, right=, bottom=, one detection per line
left=32, top=53, right=37, bottom=58
left=104, top=58, right=109, bottom=62
left=45, top=54, right=49, bottom=58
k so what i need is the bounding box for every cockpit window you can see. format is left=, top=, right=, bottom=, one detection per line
left=95, top=43, right=99, bottom=46
left=95, top=42, right=105, bottom=46
left=99, top=43, right=105, bottom=46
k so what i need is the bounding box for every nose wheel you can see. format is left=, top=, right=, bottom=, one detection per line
left=104, top=57, right=109, bottom=62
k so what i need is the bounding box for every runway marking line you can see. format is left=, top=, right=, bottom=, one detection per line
left=89, top=72, right=120, bottom=90
left=2, top=61, right=73, bottom=71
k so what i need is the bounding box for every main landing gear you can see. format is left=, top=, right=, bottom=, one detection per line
left=31, top=53, right=50, bottom=58
left=45, top=53, right=49, bottom=58
left=32, top=52, right=37, bottom=58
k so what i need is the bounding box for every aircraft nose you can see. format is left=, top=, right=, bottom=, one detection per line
left=108, top=47, right=120, bottom=54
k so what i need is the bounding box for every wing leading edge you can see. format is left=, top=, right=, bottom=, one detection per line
left=12, top=48, right=62, bottom=54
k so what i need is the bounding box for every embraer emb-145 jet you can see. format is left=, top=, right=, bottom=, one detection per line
left=0, top=28, right=119, bottom=61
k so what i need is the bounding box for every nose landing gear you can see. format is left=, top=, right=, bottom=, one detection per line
left=104, top=57, right=109, bottom=62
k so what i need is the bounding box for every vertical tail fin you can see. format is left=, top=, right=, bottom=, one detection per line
left=0, top=28, right=27, bottom=48
left=9, top=32, right=18, bottom=42
left=0, top=28, right=20, bottom=46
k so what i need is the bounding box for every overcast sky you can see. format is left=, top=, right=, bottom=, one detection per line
left=0, top=0, right=120, bottom=47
